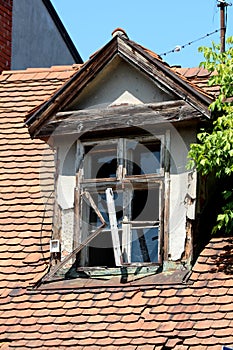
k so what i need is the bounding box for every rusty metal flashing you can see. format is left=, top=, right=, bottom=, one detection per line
left=37, top=269, right=188, bottom=289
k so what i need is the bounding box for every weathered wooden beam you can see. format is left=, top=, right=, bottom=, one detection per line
left=38, top=101, right=204, bottom=137
left=163, top=129, right=170, bottom=262
left=73, top=141, right=84, bottom=251
left=122, top=216, right=131, bottom=263
left=57, top=100, right=187, bottom=117
left=83, top=191, right=107, bottom=225
left=73, top=170, right=83, bottom=253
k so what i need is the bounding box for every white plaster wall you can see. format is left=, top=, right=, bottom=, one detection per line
left=55, top=136, right=77, bottom=210
left=61, top=209, right=74, bottom=257
left=57, top=176, right=76, bottom=210
left=168, top=127, right=197, bottom=261
left=69, top=57, right=175, bottom=110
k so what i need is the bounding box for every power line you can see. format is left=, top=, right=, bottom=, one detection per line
left=159, top=29, right=221, bottom=57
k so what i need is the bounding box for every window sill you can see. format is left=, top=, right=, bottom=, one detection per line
left=65, top=264, right=161, bottom=281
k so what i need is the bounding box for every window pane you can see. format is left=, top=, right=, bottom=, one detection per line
left=131, top=227, right=159, bottom=263
left=84, top=143, right=117, bottom=179
left=126, top=140, right=161, bottom=175
left=132, top=187, right=160, bottom=222
left=81, top=189, right=123, bottom=268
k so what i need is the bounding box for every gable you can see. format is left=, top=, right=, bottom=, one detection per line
left=68, top=56, right=176, bottom=110
left=26, top=34, right=212, bottom=138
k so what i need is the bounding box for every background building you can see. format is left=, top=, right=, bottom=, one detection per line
left=0, top=0, right=82, bottom=72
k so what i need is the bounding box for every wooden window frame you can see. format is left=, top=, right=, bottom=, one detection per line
left=73, top=134, right=169, bottom=268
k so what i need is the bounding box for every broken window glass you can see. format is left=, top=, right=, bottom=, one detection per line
left=84, top=143, right=117, bottom=179
left=79, top=137, right=163, bottom=268
left=126, top=140, right=161, bottom=176
left=131, top=227, right=159, bottom=263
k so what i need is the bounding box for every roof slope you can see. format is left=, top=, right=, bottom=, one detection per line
left=0, top=237, right=232, bottom=349
left=0, top=65, right=79, bottom=293
left=176, top=67, right=218, bottom=97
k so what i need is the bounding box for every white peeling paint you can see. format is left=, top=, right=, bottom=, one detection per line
left=61, top=209, right=74, bottom=257
left=169, top=173, right=187, bottom=260
left=57, top=175, right=75, bottom=209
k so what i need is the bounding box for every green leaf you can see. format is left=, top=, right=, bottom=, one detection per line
left=188, top=38, right=233, bottom=235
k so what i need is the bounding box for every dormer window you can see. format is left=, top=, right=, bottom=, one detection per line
left=26, top=33, right=209, bottom=284
left=76, top=136, right=164, bottom=268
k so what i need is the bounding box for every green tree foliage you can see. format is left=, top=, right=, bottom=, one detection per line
left=188, top=37, right=233, bottom=234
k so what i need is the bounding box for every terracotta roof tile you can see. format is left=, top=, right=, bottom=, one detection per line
left=156, top=320, right=178, bottom=333
left=163, top=295, right=182, bottom=306
left=0, top=65, right=79, bottom=293
left=175, top=67, right=217, bottom=98
left=142, top=288, right=161, bottom=298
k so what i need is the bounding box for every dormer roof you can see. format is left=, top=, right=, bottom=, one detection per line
left=24, top=33, right=214, bottom=138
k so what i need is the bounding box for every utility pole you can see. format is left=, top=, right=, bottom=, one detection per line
left=217, top=0, right=231, bottom=52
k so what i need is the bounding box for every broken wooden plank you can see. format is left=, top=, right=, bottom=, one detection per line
left=73, top=170, right=82, bottom=251
left=83, top=190, right=106, bottom=225
left=42, top=223, right=106, bottom=282
left=122, top=216, right=131, bottom=263
left=37, top=102, right=204, bottom=137
left=105, top=188, right=122, bottom=266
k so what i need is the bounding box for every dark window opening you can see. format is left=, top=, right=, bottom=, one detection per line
left=126, top=140, right=161, bottom=176
left=79, top=138, right=163, bottom=268
left=132, top=188, right=160, bottom=221
left=89, top=233, right=116, bottom=267
left=131, top=227, right=159, bottom=263
left=84, top=144, right=117, bottom=179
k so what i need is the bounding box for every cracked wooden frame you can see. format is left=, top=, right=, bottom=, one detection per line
left=78, top=136, right=165, bottom=266
left=49, top=134, right=167, bottom=279
left=42, top=223, right=106, bottom=282
left=42, top=191, right=107, bottom=282
left=105, top=188, right=123, bottom=266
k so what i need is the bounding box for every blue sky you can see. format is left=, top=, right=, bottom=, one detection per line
left=51, top=0, right=233, bottom=68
